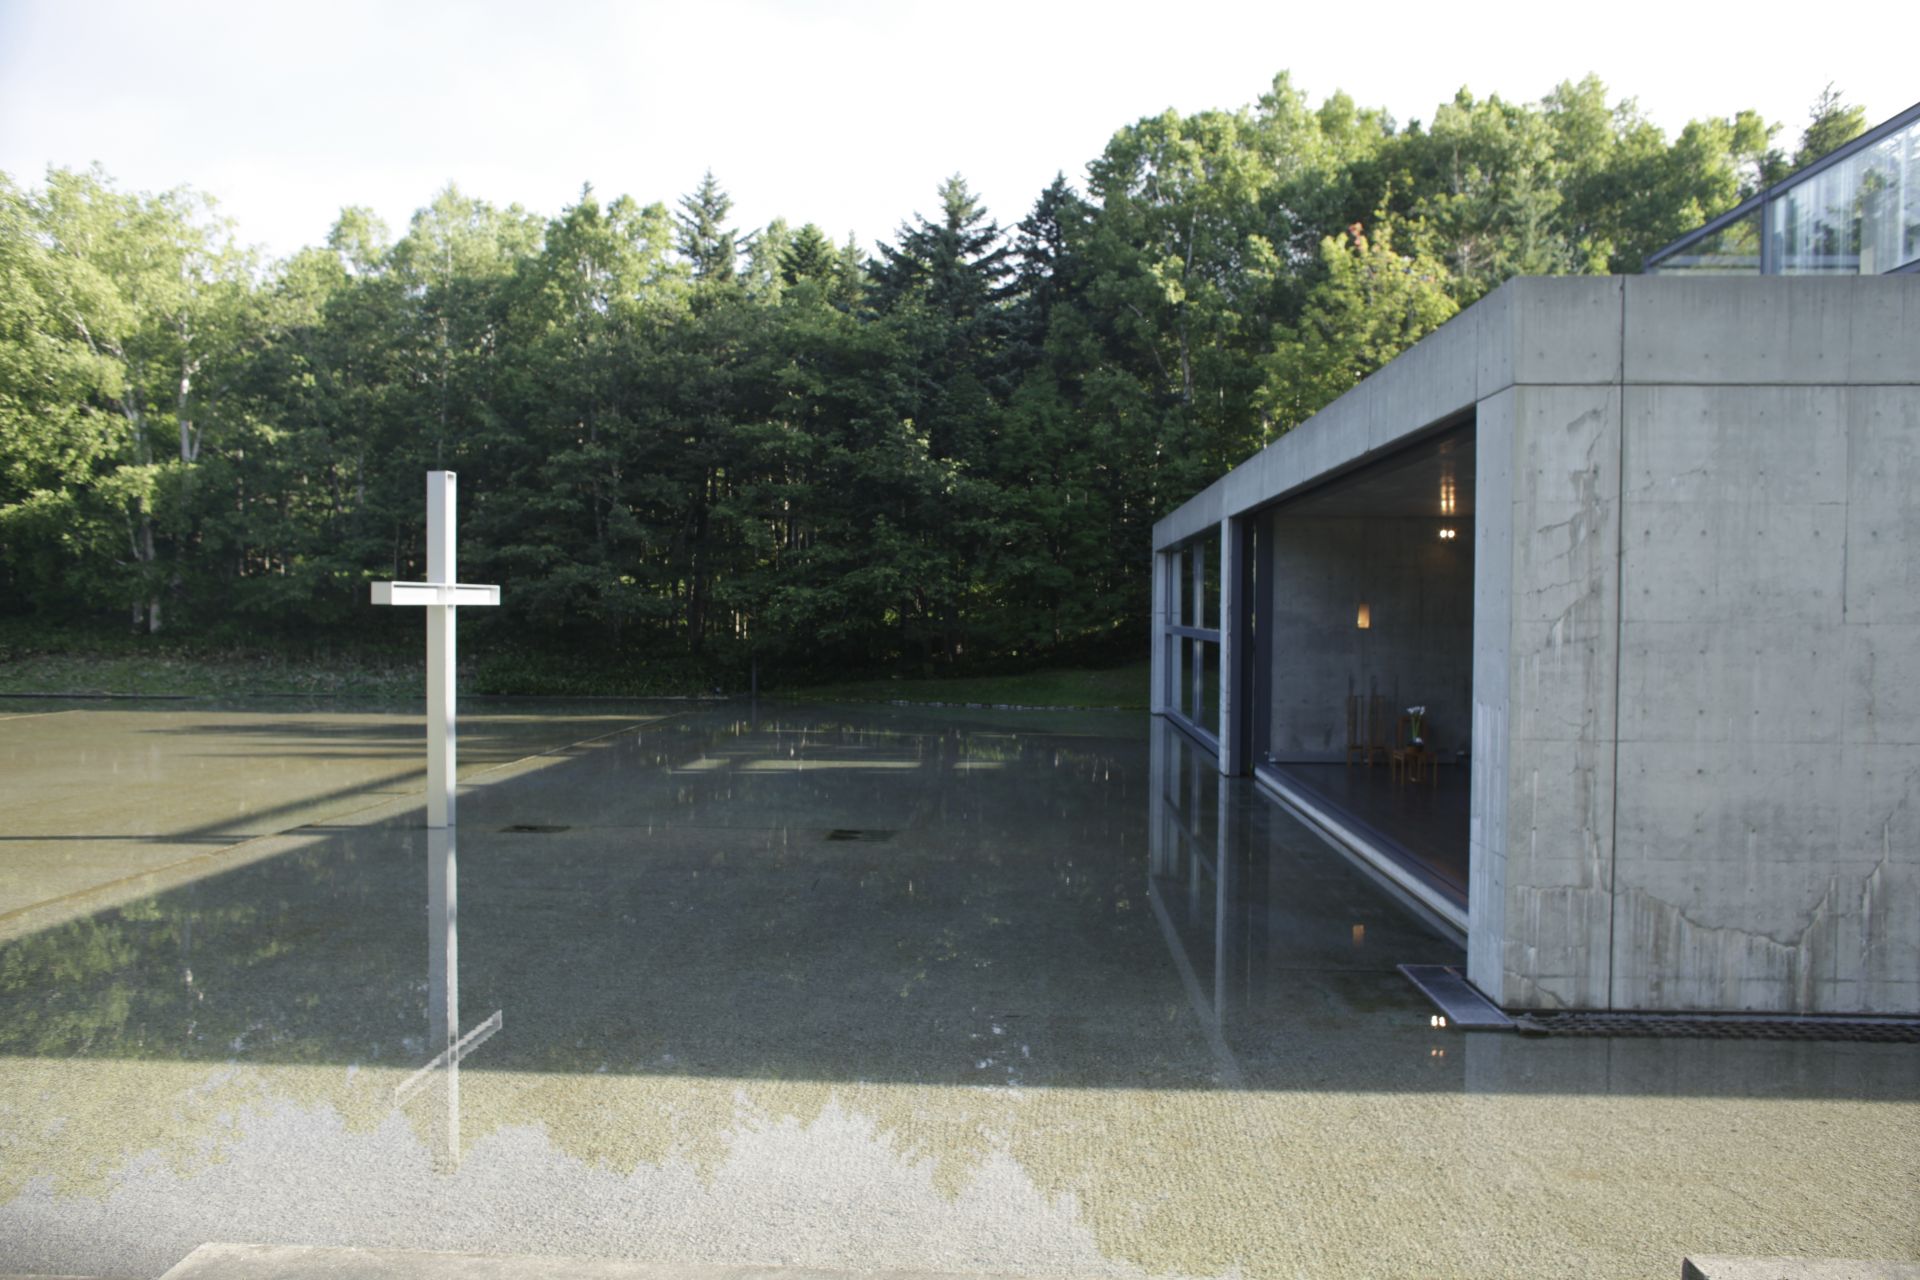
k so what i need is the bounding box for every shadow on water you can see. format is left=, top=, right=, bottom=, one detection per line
left=0, top=701, right=671, bottom=852
left=0, top=706, right=1912, bottom=1103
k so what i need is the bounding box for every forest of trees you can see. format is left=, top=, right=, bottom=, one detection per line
left=0, top=75, right=1855, bottom=685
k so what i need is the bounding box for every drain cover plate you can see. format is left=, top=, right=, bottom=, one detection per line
left=1399, top=964, right=1514, bottom=1029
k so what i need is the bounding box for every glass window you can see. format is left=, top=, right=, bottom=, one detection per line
left=1773, top=117, right=1920, bottom=275
left=1648, top=208, right=1762, bottom=273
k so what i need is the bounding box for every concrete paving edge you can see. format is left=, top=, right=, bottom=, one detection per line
left=157, top=1243, right=1055, bottom=1280
left=1681, top=1256, right=1920, bottom=1280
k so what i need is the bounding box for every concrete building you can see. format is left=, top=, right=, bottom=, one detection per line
left=1150, top=275, right=1920, bottom=1014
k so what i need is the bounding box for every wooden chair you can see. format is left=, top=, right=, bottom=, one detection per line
left=1366, top=696, right=1388, bottom=766
left=1347, top=694, right=1388, bottom=767
left=1389, top=715, right=1415, bottom=782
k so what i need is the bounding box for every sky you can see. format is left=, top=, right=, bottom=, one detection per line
left=1, top=0, right=1911, bottom=263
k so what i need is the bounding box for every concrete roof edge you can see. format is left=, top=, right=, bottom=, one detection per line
left=1152, top=278, right=1542, bottom=549
left=1153, top=274, right=1918, bottom=552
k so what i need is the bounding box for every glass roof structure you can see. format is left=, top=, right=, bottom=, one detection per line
left=1646, top=101, right=1920, bottom=276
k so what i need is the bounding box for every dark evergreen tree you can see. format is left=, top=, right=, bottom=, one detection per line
left=674, top=170, right=739, bottom=284
left=1006, top=174, right=1090, bottom=369
left=868, top=175, right=1013, bottom=319
left=778, top=222, right=837, bottom=286
left=1794, top=84, right=1868, bottom=169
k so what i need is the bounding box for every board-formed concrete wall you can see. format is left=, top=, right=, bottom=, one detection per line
left=1604, top=282, right=1920, bottom=1013
left=1481, top=376, right=1625, bottom=1009
left=1156, top=275, right=1920, bottom=1015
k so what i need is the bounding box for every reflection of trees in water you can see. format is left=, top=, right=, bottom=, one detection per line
left=13, top=1058, right=1912, bottom=1276
left=0, top=1053, right=1362, bottom=1273
left=7, top=1059, right=1912, bottom=1280
left=0, top=840, right=404, bottom=1063
left=0, top=720, right=1218, bottom=1270
left=0, top=725, right=1140, bottom=1079
left=3, top=855, right=1920, bottom=1266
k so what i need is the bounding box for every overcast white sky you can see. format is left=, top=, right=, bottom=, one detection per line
left=1, top=0, right=1911, bottom=262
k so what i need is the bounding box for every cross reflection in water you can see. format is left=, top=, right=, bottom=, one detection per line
left=392, top=827, right=501, bottom=1172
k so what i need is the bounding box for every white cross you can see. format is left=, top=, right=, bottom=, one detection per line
left=372, top=471, right=499, bottom=828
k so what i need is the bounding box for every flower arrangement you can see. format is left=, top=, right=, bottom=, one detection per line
left=1407, top=705, right=1426, bottom=746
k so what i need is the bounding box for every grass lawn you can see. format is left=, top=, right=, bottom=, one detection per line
left=0, top=623, right=1150, bottom=710
left=0, top=638, right=424, bottom=699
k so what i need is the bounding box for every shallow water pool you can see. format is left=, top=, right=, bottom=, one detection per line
left=0, top=702, right=1913, bottom=1277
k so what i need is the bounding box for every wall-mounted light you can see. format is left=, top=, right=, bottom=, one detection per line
left=1438, top=527, right=1457, bottom=540
left=1356, top=603, right=1371, bottom=629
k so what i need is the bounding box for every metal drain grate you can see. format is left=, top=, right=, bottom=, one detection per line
left=824, top=828, right=895, bottom=842
left=1513, top=1012, right=1920, bottom=1043
left=1399, top=964, right=1514, bottom=1029
left=500, top=824, right=570, bottom=834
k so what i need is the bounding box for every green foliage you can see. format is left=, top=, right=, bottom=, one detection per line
left=0, top=72, right=1778, bottom=687
left=1260, top=220, right=1457, bottom=433
left=0, top=167, right=256, bottom=629
left=0, top=619, right=423, bottom=698
left=1795, top=84, right=1868, bottom=169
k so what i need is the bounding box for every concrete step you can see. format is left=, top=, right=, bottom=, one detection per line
left=157, top=1244, right=1018, bottom=1280
left=1682, top=1259, right=1920, bottom=1280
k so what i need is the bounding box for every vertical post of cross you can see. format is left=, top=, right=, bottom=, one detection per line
left=372, top=470, right=498, bottom=830
left=426, top=472, right=456, bottom=828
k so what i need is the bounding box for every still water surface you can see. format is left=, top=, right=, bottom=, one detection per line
left=0, top=703, right=1913, bottom=1277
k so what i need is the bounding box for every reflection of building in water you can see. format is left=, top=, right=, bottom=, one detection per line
left=1147, top=719, right=1477, bottom=1087
left=393, top=828, right=500, bottom=1173
left=1147, top=722, right=1251, bottom=1048
left=1145, top=721, right=1916, bottom=1095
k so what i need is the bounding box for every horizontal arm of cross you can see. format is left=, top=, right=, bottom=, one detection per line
left=392, top=1009, right=504, bottom=1105
left=371, top=582, right=501, bottom=607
